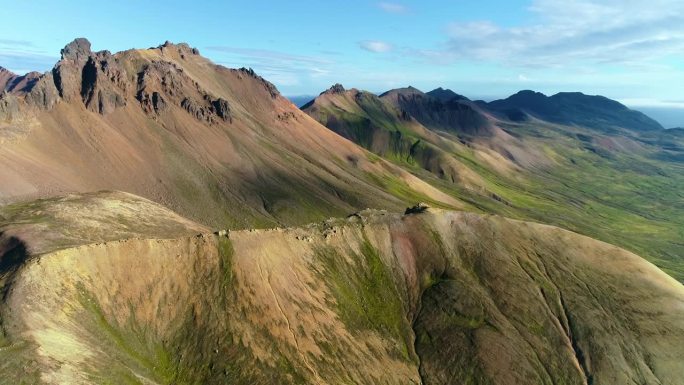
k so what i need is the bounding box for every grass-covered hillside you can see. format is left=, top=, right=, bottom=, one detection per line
left=304, top=86, right=684, bottom=281
left=1, top=192, right=682, bottom=384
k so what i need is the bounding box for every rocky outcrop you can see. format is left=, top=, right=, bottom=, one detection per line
left=211, top=97, right=231, bottom=121
left=80, top=53, right=127, bottom=114
left=134, top=59, right=231, bottom=123
left=15, top=38, right=126, bottom=114
left=0, top=38, right=244, bottom=122
left=157, top=40, right=201, bottom=59
left=178, top=95, right=232, bottom=124
left=0, top=92, right=20, bottom=121
left=52, top=38, right=93, bottom=102
left=25, top=73, right=60, bottom=110
left=325, top=83, right=346, bottom=94
left=238, top=67, right=279, bottom=98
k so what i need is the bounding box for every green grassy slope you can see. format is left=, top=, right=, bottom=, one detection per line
left=1, top=196, right=683, bottom=384
left=304, top=90, right=684, bottom=281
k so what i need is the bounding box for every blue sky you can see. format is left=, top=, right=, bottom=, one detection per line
left=1, top=0, right=683, bottom=117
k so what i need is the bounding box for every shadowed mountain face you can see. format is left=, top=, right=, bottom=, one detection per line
left=426, top=87, right=469, bottom=102
left=487, top=90, right=664, bottom=132
left=0, top=67, right=40, bottom=95
left=380, top=87, right=492, bottom=135
left=0, top=192, right=682, bottom=385
left=0, top=39, right=460, bottom=229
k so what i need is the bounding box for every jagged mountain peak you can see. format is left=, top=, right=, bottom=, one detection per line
left=324, top=83, right=346, bottom=94
left=0, top=38, right=282, bottom=120
left=60, top=37, right=92, bottom=61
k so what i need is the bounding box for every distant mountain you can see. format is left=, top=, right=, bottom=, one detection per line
left=302, top=83, right=484, bottom=185
left=0, top=66, right=41, bottom=94
left=425, top=87, right=469, bottom=102
left=380, top=86, right=491, bottom=135
left=303, top=84, right=684, bottom=284
left=487, top=90, right=663, bottom=131
left=286, top=94, right=315, bottom=107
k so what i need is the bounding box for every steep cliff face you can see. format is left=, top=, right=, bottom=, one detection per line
left=0, top=39, right=460, bottom=229
left=1, top=192, right=682, bottom=385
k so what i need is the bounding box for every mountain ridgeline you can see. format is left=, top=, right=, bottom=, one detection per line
left=1, top=39, right=684, bottom=385
left=487, top=90, right=664, bottom=131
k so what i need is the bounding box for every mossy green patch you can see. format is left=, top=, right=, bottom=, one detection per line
left=76, top=283, right=181, bottom=384
left=313, top=235, right=413, bottom=361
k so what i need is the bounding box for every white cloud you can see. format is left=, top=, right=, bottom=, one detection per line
left=0, top=39, right=56, bottom=74
left=436, top=0, right=684, bottom=67
left=378, top=2, right=408, bottom=14
left=518, top=74, right=531, bottom=82
left=359, top=40, right=393, bottom=53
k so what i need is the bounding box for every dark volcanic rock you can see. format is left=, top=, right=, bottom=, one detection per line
left=181, top=97, right=213, bottom=122
left=5, top=72, right=41, bottom=94
left=81, top=52, right=127, bottom=114
left=49, top=38, right=126, bottom=114
left=139, top=91, right=168, bottom=114
left=60, top=38, right=92, bottom=62
left=211, top=97, right=231, bottom=122
left=326, top=83, right=346, bottom=94
left=53, top=38, right=92, bottom=101
left=25, top=73, right=60, bottom=110
left=136, top=60, right=231, bottom=123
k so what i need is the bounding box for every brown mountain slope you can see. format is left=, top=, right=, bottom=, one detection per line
left=1, top=191, right=682, bottom=384
left=0, top=39, right=458, bottom=229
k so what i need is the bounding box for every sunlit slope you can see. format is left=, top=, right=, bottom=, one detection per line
left=0, top=39, right=459, bottom=229
left=1, top=192, right=682, bottom=384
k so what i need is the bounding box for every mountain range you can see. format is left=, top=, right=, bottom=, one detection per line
left=1, top=39, right=683, bottom=384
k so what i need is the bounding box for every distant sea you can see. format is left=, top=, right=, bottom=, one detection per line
left=631, top=107, right=684, bottom=129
